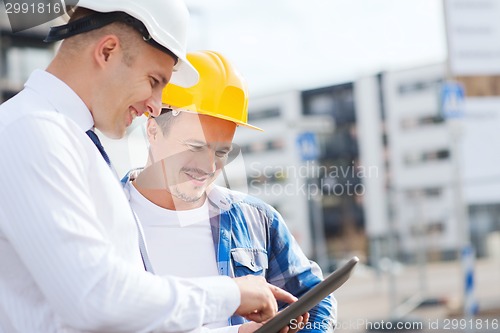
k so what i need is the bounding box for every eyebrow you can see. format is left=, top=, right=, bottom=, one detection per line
left=184, top=139, right=206, bottom=146
left=185, top=139, right=232, bottom=150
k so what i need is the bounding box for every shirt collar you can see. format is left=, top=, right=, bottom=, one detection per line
left=206, top=185, right=234, bottom=211
left=24, top=69, right=94, bottom=132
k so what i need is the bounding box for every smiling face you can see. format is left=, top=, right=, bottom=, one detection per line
left=146, top=111, right=237, bottom=209
left=92, top=35, right=175, bottom=139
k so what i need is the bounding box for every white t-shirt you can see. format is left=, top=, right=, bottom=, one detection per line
left=127, top=183, right=219, bottom=278
left=127, top=183, right=238, bottom=332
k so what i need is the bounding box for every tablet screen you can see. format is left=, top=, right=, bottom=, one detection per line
left=254, top=256, right=359, bottom=333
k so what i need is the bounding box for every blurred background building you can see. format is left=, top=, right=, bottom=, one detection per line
left=0, top=12, right=55, bottom=102
left=232, top=62, right=500, bottom=269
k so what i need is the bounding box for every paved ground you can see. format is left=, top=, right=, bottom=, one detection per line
left=332, top=258, right=500, bottom=332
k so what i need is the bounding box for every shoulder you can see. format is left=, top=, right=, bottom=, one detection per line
left=1, top=111, right=87, bottom=153
left=0, top=98, right=90, bottom=172
left=208, top=185, right=279, bottom=220
left=0, top=71, right=89, bottom=142
left=120, top=168, right=143, bottom=186
left=1, top=91, right=81, bottom=138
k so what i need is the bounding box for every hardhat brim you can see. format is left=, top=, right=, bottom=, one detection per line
left=208, top=112, right=263, bottom=132
left=170, top=59, right=199, bottom=88
left=161, top=106, right=263, bottom=131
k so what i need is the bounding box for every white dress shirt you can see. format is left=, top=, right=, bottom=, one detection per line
left=0, top=70, right=240, bottom=333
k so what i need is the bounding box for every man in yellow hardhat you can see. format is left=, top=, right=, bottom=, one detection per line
left=0, top=1, right=294, bottom=331
left=123, top=50, right=336, bottom=333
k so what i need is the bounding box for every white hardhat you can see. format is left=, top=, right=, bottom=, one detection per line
left=46, top=0, right=198, bottom=87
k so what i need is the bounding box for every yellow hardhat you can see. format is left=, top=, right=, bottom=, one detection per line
left=161, top=50, right=262, bottom=131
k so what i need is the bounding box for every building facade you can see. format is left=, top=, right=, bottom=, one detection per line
left=0, top=11, right=57, bottom=103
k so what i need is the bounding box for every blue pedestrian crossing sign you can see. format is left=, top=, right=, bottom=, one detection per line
left=440, top=81, right=465, bottom=119
left=296, top=132, right=319, bottom=161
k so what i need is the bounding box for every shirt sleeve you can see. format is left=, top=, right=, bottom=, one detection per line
left=0, top=116, right=240, bottom=332
left=176, top=324, right=242, bottom=333
left=199, top=325, right=241, bottom=333
left=266, top=207, right=337, bottom=333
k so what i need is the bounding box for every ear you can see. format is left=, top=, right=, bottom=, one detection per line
left=94, top=35, right=120, bottom=68
left=146, top=118, right=160, bottom=143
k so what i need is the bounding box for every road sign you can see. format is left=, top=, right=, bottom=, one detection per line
left=440, top=81, right=465, bottom=119
left=296, top=132, right=319, bottom=161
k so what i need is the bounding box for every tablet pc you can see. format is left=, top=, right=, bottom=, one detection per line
left=255, top=256, right=359, bottom=333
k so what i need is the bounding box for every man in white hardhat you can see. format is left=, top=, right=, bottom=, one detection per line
left=0, top=1, right=295, bottom=332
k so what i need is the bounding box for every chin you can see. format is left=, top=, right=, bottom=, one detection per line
left=183, top=192, right=204, bottom=202
left=174, top=187, right=205, bottom=204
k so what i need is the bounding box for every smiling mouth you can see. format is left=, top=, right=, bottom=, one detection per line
left=184, top=171, right=216, bottom=186
left=181, top=167, right=216, bottom=186
left=186, top=173, right=208, bottom=182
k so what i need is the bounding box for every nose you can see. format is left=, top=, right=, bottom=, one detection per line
left=198, top=150, right=217, bottom=175
left=145, top=89, right=163, bottom=117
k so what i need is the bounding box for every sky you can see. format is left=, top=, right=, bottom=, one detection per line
left=183, top=0, right=448, bottom=96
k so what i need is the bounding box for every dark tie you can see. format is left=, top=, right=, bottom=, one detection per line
left=86, top=129, right=155, bottom=273
left=85, top=130, right=111, bottom=166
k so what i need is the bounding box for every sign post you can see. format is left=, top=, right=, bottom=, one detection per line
left=296, top=132, right=328, bottom=269
left=440, top=81, right=474, bottom=319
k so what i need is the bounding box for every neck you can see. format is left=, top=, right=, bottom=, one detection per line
left=46, top=54, right=92, bottom=111
left=133, top=163, right=173, bottom=209
left=133, top=182, right=176, bottom=210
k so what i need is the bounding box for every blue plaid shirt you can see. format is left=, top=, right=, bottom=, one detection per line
left=206, top=186, right=336, bottom=333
